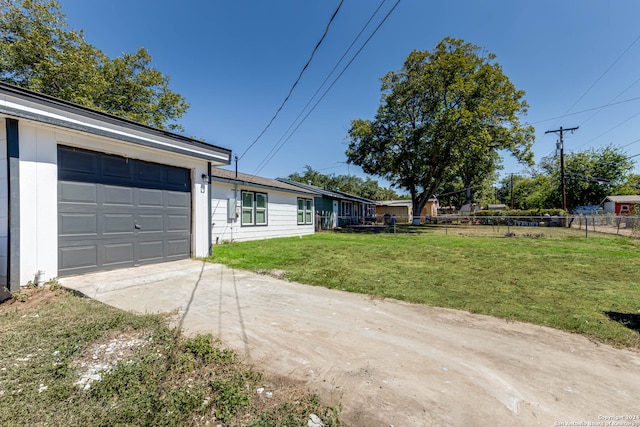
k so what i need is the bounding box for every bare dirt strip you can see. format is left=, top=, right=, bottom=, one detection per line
left=62, top=260, right=640, bottom=427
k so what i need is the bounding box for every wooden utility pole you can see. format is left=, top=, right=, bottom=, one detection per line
left=545, top=126, right=578, bottom=212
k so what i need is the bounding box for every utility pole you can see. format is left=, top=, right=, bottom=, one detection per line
left=510, top=173, right=514, bottom=209
left=545, top=126, right=578, bottom=212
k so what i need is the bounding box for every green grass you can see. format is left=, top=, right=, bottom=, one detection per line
left=0, top=287, right=341, bottom=426
left=208, top=225, right=640, bottom=348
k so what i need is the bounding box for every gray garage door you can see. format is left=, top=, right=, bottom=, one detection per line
left=58, top=145, right=192, bottom=276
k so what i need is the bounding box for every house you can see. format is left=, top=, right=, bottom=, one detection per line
left=376, top=199, right=439, bottom=224
left=602, top=195, right=640, bottom=215
left=210, top=169, right=317, bottom=242
left=487, top=204, right=507, bottom=211
left=277, top=179, right=376, bottom=228
left=0, top=82, right=232, bottom=293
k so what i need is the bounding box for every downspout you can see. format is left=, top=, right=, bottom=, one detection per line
left=6, top=118, right=20, bottom=293
left=207, top=161, right=212, bottom=257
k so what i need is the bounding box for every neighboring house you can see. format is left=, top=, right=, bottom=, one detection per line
left=487, top=204, right=507, bottom=211
left=602, top=195, right=640, bottom=215
left=277, top=179, right=376, bottom=228
left=376, top=199, right=439, bottom=223
left=573, top=205, right=603, bottom=215
left=210, top=169, right=317, bottom=242
left=0, top=82, right=232, bottom=292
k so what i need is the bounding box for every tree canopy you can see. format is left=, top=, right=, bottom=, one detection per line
left=499, top=145, right=637, bottom=210
left=287, top=165, right=399, bottom=201
left=0, top=0, right=188, bottom=130
left=345, top=37, right=534, bottom=220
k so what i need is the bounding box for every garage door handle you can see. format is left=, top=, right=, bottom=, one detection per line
left=134, top=223, right=141, bottom=230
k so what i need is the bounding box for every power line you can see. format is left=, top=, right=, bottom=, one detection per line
left=550, top=33, right=640, bottom=130
left=530, top=95, right=640, bottom=125
left=253, top=0, right=388, bottom=169
left=237, top=0, right=344, bottom=161
left=252, top=0, right=402, bottom=176
left=574, top=108, right=640, bottom=150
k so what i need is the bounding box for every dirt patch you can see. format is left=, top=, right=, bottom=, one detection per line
left=0, top=286, right=60, bottom=314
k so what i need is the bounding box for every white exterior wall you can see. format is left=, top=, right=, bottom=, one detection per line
left=15, top=119, right=213, bottom=285
left=0, top=120, right=7, bottom=285
left=211, top=181, right=314, bottom=243
left=603, top=201, right=615, bottom=213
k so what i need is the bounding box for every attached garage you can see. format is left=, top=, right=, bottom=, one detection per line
left=0, top=82, right=232, bottom=292
left=58, top=146, right=193, bottom=275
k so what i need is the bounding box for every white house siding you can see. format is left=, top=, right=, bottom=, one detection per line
left=0, top=120, right=7, bottom=286
left=14, top=119, right=213, bottom=285
left=211, top=181, right=314, bottom=243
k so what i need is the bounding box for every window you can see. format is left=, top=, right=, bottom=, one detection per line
left=341, top=201, right=352, bottom=217
left=242, top=191, right=267, bottom=226
left=298, top=198, right=313, bottom=225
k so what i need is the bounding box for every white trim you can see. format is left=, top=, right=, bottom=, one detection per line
left=0, top=98, right=229, bottom=163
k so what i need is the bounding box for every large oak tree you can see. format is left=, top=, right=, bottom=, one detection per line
left=345, top=37, right=534, bottom=222
left=0, top=0, right=188, bottom=131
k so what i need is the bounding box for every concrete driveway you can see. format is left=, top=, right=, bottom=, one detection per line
left=61, top=259, right=640, bottom=427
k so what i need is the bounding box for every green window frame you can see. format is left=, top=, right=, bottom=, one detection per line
left=242, top=191, right=267, bottom=226
left=298, top=198, right=313, bottom=225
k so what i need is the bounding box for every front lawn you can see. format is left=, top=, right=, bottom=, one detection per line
left=208, top=226, right=640, bottom=348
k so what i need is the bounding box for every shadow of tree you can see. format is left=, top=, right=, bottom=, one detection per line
left=604, top=311, right=640, bottom=333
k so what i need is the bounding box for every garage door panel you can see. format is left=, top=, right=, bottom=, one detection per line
left=103, top=214, right=135, bottom=234
left=59, top=245, right=98, bottom=270
left=137, top=162, right=163, bottom=184
left=58, top=146, right=99, bottom=178
left=102, top=156, right=133, bottom=180
left=139, top=241, right=164, bottom=261
left=167, top=167, right=190, bottom=189
left=167, top=214, right=189, bottom=232
left=137, top=214, right=164, bottom=232
left=103, top=243, right=135, bottom=266
left=167, top=191, right=190, bottom=208
left=104, top=186, right=134, bottom=206
left=60, top=181, right=97, bottom=204
left=168, top=239, right=190, bottom=257
left=58, top=145, right=192, bottom=276
left=59, top=213, right=98, bottom=236
left=139, top=189, right=163, bottom=207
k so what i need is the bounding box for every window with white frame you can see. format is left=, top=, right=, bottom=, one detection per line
left=341, top=201, right=352, bottom=217
left=242, top=191, right=267, bottom=226
left=297, top=198, right=313, bottom=225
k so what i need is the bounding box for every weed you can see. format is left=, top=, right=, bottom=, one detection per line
left=0, top=289, right=340, bottom=425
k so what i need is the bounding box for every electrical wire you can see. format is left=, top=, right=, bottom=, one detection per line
left=550, top=33, right=640, bottom=130
left=530, top=95, right=640, bottom=125
left=252, top=0, right=402, bottom=176
left=237, top=0, right=344, bottom=161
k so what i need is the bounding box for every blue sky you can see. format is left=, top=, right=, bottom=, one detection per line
left=58, top=0, right=640, bottom=189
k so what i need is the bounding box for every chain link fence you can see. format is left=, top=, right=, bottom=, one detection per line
left=320, top=212, right=640, bottom=238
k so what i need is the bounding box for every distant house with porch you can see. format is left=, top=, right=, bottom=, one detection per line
left=277, top=179, right=376, bottom=228
left=602, top=195, right=640, bottom=215
left=375, top=199, right=439, bottom=223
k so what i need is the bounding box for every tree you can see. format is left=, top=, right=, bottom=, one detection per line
left=496, top=174, right=552, bottom=210
left=540, top=145, right=635, bottom=209
left=287, top=165, right=398, bottom=201
left=345, top=38, right=534, bottom=222
left=0, top=0, right=188, bottom=130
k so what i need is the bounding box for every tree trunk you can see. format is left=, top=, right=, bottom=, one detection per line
left=411, top=196, right=428, bottom=225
